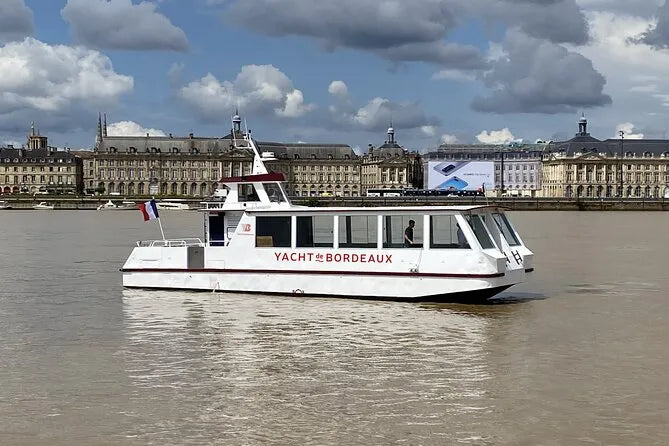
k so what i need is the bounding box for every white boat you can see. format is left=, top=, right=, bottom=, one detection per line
left=0, top=201, right=11, bottom=210
left=156, top=200, right=190, bottom=210
left=97, top=200, right=136, bottom=211
left=33, top=202, right=54, bottom=210
left=121, top=121, right=533, bottom=302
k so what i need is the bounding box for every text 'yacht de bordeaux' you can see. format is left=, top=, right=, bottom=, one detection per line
left=121, top=117, right=534, bottom=302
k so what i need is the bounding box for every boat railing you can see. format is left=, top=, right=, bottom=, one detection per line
left=136, top=238, right=204, bottom=247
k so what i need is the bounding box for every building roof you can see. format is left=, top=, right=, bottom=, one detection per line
left=257, top=141, right=356, bottom=159
left=0, top=147, right=79, bottom=162
left=95, top=133, right=357, bottom=159
left=548, top=137, right=669, bottom=157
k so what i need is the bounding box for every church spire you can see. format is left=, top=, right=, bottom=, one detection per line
left=96, top=112, right=103, bottom=143
left=103, top=113, right=108, bottom=137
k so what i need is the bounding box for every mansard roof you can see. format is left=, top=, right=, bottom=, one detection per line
left=548, top=135, right=669, bottom=157
left=0, top=146, right=79, bottom=162
left=95, top=133, right=356, bottom=159
left=257, top=141, right=356, bottom=159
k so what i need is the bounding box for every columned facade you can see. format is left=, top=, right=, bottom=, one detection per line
left=542, top=117, right=669, bottom=198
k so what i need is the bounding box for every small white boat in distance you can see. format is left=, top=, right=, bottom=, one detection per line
left=121, top=116, right=534, bottom=303
left=33, top=202, right=54, bottom=210
left=97, top=200, right=136, bottom=211
left=0, top=200, right=11, bottom=210
left=156, top=200, right=190, bottom=210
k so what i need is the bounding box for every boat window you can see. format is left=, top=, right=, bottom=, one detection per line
left=466, top=215, right=495, bottom=249
left=430, top=215, right=469, bottom=249
left=256, top=216, right=291, bottom=247
left=208, top=214, right=226, bottom=246
left=239, top=184, right=260, bottom=202
left=296, top=216, right=334, bottom=247
left=492, top=213, right=520, bottom=246
left=265, top=183, right=286, bottom=203
left=338, top=215, right=377, bottom=248
left=383, top=215, right=422, bottom=248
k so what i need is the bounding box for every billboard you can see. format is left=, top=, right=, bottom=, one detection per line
left=427, top=161, right=495, bottom=191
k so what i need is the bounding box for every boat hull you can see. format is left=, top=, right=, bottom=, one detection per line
left=121, top=268, right=523, bottom=302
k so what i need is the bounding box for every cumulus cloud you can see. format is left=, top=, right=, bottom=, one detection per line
left=0, top=0, right=33, bottom=43
left=226, top=0, right=590, bottom=72
left=0, top=38, right=133, bottom=132
left=432, top=69, right=476, bottom=82
left=578, top=0, right=662, bottom=17
left=476, top=128, right=517, bottom=144
left=472, top=29, right=612, bottom=113
left=329, top=96, right=439, bottom=132
left=441, top=133, right=459, bottom=144
left=482, top=0, right=590, bottom=45
left=61, top=0, right=188, bottom=51
left=107, top=120, right=166, bottom=136
left=420, top=125, right=437, bottom=137
left=177, top=64, right=314, bottom=121
left=227, top=0, right=486, bottom=69
left=328, top=80, right=349, bottom=97
left=615, top=122, right=644, bottom=139
left=634, top=1, right=669, bottom=48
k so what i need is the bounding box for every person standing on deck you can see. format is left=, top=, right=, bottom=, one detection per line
left=404, top=219, right=415, bottom=247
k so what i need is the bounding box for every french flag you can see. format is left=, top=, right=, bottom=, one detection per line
left=138, top=199, right=159, bottom=221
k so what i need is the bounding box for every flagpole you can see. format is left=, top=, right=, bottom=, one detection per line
left=152, top=196, right=166, bottom=240
left=157, top=217, right=166, bottom=240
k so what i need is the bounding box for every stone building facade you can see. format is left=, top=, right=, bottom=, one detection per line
left=360, top=126, right=422, bottom=193
left=87, top=113, right=362, bottom=197
left=0, top=123, right=83, bottom=195
left=261, top=142, right=360, bottom=197
left=542, top=117, right=669, bottom=198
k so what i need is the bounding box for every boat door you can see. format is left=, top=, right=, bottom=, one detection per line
left=208, top=212, right=227, bottom=246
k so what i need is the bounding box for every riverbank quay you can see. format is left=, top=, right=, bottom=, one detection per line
left=2, top=196, right=669, bottom=210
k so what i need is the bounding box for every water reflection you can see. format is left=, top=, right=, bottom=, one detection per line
left=119, top=289, right=516, bottom=444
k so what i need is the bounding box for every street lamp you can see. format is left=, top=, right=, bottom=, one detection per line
left=619, top=130, right=624, bottom=198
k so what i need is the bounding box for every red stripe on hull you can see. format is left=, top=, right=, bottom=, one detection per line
left=120, top=267, right=505, bottom=279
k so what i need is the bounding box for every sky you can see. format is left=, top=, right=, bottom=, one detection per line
left=1, top=0, right=669, bottom=151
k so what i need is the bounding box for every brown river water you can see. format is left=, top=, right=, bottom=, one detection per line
left=0, top=210, right=667, bottom=445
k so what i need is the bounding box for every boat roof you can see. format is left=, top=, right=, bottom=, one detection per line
left=236, top=204, right=504, bottom=215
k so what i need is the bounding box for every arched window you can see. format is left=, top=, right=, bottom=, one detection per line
left=172, top=147, right=179, bottom=154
